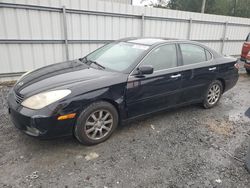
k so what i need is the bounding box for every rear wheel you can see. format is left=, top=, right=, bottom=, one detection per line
left=74, top=101, right=118, bottom=145
left=203, top=80, right=223, bottom=109
left=246, top=68, right=250, bottom=74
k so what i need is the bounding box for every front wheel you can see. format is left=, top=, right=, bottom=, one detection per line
left=203, top=80, right=223, bottom=109
left=74, top=101, right=118, bottom=145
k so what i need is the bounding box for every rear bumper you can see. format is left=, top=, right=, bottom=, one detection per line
left=240, top=57, right=246, bottom=62
left=244, top=62, right=250, bottom=70
left=8, top=89, right=75, bottom=139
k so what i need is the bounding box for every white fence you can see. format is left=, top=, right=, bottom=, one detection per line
left=0, top=0, right=250, bottom=80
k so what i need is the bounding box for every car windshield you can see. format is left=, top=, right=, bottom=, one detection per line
left=86, top=42, right=149, bottom=72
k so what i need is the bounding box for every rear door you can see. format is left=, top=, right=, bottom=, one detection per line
left=126, top=44, right=182, bottom=118
left=178, top=43, right=218, bottom=103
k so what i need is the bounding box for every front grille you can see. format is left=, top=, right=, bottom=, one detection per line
left=14, top=92, right=24, bottom=104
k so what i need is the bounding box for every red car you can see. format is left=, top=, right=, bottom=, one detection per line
left=241, top=33, right=250, bottom=74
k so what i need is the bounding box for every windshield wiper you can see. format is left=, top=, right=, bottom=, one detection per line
left=79, top=57, right=105, bottom=70
left=88, top=60, right=105, bottom=70
left=79, top=57, right=87, bottom=63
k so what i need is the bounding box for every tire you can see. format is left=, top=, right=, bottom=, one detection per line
left=203, top=80, right=223, bottom=109
left=74, top=101, right=118, bottom=145
left=246, top=69, right=250, bottom=74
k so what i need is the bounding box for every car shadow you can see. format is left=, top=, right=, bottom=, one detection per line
left=13, top=103, right=208, bottom=154
left=116, top=103, right=203, bottom=131
left=245, top=107, right=250, bottom=118
left=17, top=132, right=90, bottom=152
left=13, top=104, right=202, bottom=152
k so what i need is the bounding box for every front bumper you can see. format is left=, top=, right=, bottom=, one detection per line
left=8, top=89, right=76, bottom=139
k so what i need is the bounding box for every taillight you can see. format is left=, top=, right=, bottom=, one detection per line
left=234, top=63, right=240, bottom=69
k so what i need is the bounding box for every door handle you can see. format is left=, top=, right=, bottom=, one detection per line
left=170, top=74, right=181, bottom=78
left=209, top=67, right=217, bottom=71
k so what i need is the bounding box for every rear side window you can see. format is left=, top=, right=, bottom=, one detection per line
left=180, top=44, right=206, bottom=65
left=140, top=44, right=177, bottom=71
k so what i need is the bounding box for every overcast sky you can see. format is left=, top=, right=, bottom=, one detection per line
left=132, top=0, right=158, bottom=6
left=132, top=0, right=169, bottom=6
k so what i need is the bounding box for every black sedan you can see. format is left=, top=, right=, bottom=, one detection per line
left=8, top=38, right=239, bottom=145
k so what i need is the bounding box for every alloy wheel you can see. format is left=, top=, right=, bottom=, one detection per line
left=207, top=84, right=221, bottom=105
left=84, top=110, right=113, bottom=140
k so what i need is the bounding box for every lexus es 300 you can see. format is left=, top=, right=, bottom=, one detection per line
left=8, top=38, right=239, bottom=145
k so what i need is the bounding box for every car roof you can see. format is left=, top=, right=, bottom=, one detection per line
left=119, top=37, right=186, bottom=46
left=118, top=37, right=222, bottom=58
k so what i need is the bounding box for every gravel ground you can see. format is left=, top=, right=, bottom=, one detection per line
left=0, top=73, right=250, bottom=188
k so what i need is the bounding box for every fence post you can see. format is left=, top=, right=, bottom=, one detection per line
left=141, top=14, right=145, bottom=37
left=221, top=21, right=228, bottom=54
left=62, top=6, right=69, bottom=61
left=187, top=18, right=192, bottom=40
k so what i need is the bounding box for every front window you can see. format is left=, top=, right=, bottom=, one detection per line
left=86, top=42, right=149, bottom=72
left=140, top=44, right=178, bottom=71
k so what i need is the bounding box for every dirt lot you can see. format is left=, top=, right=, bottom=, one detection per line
left=0, top=73, right=250, bottom=188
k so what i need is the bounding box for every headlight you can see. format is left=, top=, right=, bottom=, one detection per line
left=21, top=90, right=71, bottom=110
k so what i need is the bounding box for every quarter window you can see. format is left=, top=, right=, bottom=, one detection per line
left=140, top=44, right=177, bottom=71
left=180, top=44, right=206, bottom=65
left=205, top=50, right=212, bottom=60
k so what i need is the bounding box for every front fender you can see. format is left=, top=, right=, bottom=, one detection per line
left=64, top=83, right=127, bottom=121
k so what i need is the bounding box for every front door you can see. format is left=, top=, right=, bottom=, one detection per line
left=125, top=44, right=182, bottom=118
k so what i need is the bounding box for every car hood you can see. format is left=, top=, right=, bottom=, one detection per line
left=14, top=60, right=127, bottom=96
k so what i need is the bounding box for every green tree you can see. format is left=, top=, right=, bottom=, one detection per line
left=144, top=0, right=250, bottom=18
left=234, top=0, right=250, bottom=18
left=167, top=0, right=204, bottom=12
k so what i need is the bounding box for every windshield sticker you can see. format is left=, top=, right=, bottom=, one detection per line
left=132, top=45, right=149, bottom=50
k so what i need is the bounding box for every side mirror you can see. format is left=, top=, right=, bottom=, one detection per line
left=136, top=65, right=154, bottom=75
